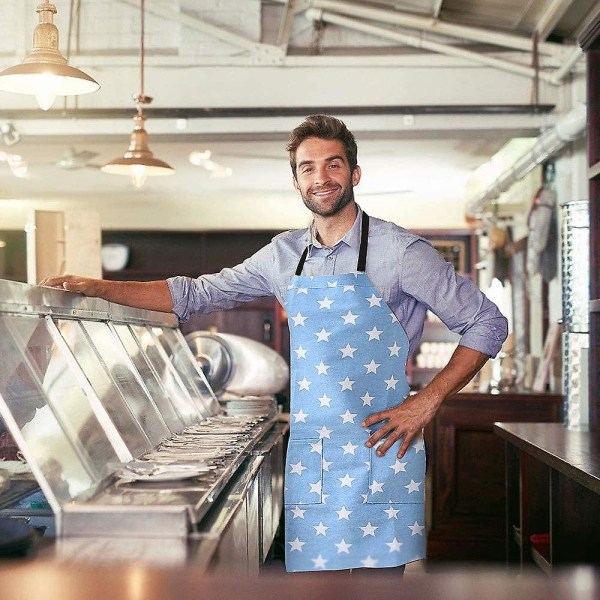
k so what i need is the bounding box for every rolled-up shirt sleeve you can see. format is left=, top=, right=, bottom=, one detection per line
left=167, top=243, right=276, bottom=323
left=401, top=239, right=508, bottom=357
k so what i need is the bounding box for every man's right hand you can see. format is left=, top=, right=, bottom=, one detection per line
left=40, top=274, right=102, bottom=296
left=38, top=275, right=174, bottom=313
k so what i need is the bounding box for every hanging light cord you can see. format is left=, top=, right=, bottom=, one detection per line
left=64, top=0, right=81, bottom=110
left=135, top=0, right=151, bottom=114
left=140, top=0, right=145, bottom=101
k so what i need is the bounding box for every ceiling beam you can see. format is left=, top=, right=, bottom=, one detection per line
left=306, top=9, right=560, bottom=84
left=1, top=104, right=554, bottom=121
left=6, top=102, right=554, bottom=140
left=13, top=112, right=552, bottom=141
left=277, top=0, right=304, bottom=49
left=116, top=0, right=284, bottom=63
left=291, top=0, right=568, bottom=57
left=535, top=0, right=575, bottom=41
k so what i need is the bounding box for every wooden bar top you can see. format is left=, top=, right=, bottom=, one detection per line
left=453, top=392, right=563, bottom=401
left=0, top=560, right=599, bottom=600
left=494, top=422, right=600, bottom=494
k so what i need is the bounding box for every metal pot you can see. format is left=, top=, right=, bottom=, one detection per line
left=185, top=331, right=289, bottom=397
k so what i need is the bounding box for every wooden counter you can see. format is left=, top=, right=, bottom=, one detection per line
left=425, top=392, right=562, bottom=561
left=495, top=422, right=600, bottom=571
left=0, top=559, right=599, bottom=600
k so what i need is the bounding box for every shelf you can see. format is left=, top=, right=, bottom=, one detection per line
left=499, top=423, right=600, bottom=572
left=510, top=518, right=552, bottom=574
left=591, top=299, right=600, bottom=313
left=588, top=161, right=600, bottom=180
left=495, top=423, right=600, bottom=496
left=531, top=546, right=552, bottom=576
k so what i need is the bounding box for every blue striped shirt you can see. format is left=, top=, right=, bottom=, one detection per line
left=167, top=206, right=507, bottom=357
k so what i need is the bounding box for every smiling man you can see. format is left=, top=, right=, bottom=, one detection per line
left=41, top=114, right=508, bottom=574
left=293, top=137, right=360, bottom=219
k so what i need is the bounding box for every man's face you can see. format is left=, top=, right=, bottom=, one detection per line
left=293, top=137, right=361, bottom=218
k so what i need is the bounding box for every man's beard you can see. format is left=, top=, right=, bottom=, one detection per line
left=301, top=185, right=354, bottom=217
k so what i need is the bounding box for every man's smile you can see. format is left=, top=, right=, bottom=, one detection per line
left=311, top=187, right=340, bottom=198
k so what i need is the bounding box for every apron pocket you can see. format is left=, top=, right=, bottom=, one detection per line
left=285, top=438, right=323, bottom=505
left=366, top=436, right=426, bottom=504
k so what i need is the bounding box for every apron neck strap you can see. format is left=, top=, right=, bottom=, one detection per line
left=295, top=212, right=370, bottom=276
left=295, top=247, right=309, bottom=276
left=357, top=211, right=369, bottom=272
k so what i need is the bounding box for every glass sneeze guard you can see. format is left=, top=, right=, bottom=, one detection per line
left=0, top=279, right=216, bottom=531
left=0, top=315, right=122, bottom=512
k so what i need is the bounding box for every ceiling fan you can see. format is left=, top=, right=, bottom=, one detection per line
left=0, top=151, right=28, bottom=178
left=187, top=147, right=292, bottom=178
left=55, top=147, right=101, bottom=170
left=188, top=150, right=233, bottom=178
left=0, top=146, right=102, bottom=179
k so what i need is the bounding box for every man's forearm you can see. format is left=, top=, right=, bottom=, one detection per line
left=40, top=275, right=174, bottom=313
left=424, top=345, right=489, bottom=404
left=92, top=279, right=174, bottom=312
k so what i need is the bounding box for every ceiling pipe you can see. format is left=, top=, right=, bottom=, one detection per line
left=304, top=0, right=566, bottom=57
left=550, top=45, right=584, bottom=84
left=465, top=103, right=587, bottom=218
left=305, top=8, right=559, bottom=84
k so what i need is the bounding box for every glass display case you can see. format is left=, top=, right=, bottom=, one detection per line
left=0, top=279, right=286, bottom=570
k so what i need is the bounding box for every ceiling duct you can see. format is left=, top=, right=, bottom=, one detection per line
left=465, top=103, right=587, bottom=218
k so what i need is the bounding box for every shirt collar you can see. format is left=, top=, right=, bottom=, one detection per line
left=302, top=204, right=363, bottom=250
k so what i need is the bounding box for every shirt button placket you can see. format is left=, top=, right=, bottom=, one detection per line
left=326, top=254, right=334, bottom=275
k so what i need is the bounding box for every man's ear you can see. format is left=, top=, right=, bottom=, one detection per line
left=293, top=176, right=300, bottom=191
left=352, top=165, right=361, bottom=186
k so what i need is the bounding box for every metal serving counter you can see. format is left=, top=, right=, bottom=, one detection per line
left=0, top=279, right=287, bottom=571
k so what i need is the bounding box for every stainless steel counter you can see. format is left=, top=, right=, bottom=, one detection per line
left=0, top=279, right=287, bottom=571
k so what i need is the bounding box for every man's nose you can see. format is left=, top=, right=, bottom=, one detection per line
left=314, top=166, right=329, bottom=184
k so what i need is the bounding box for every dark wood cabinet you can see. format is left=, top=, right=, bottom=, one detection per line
left=496, top=422, right=600, bottom=571
left=425, top=392, right=562, bottom=561
left=101, top=230, right=289, bottom=357
left=0, top=230, right=27, bottom=283
left=101, top=230, right=278, bottom=281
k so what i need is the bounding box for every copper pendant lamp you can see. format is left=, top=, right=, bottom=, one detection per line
left=101, top=0, right=174, bottom=188
left=0, top=1, right=99, bottom=110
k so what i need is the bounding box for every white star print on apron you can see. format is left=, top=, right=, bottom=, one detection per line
left=283, top=213, right=426, bottom=572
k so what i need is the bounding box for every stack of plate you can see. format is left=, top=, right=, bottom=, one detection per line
left=112, top=461, right=213, bottom=483
left=220, top=395, right=278, bottom=417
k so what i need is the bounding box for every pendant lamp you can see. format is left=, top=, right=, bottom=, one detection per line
left=0, top=1, right=99, bottom=110
left=101, top=0, right=173, bottom=188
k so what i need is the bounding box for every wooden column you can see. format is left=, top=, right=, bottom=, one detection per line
left=579, top=20, right=600, bottom=430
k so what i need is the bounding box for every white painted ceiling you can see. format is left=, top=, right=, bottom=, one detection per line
left=0, top=0, right=597, bottom=231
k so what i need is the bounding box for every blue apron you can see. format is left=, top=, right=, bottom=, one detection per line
left=284, top=213, right=426, bottom=572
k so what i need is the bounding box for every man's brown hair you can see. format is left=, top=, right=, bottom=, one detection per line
left=287, top=114, right=358, bottom=180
